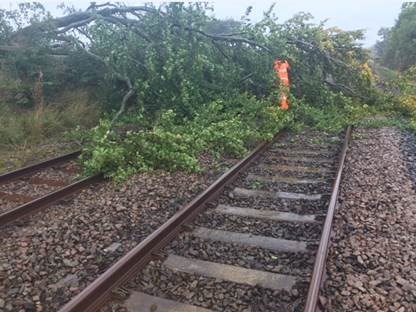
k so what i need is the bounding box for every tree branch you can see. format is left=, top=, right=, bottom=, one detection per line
left=102, top=16, right=151, bottom=42
left=173, top=24, right=272, bottom=54
left=55, top=16, right=95, bottom=34
left=112, top=77, right=134, bottom=123
left=87, top=2, right=118, bottom=11
left=63, top=35, right=136, bottom=122
left=211, top=40, right=230, bottom=59
left=324, top=78, right=368, bottom=100
left=11, top=5, right=161, bottom=44
left=287, top=38, right=353, bottom=68
left=0, top=45, right=21, bottom=52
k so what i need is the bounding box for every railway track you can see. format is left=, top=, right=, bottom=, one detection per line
left=59, top=127, right=351, bottom=312
left=0, top=151, right=102, bottom=226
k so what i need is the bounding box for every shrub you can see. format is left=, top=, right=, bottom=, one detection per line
left=293, top=93, right=377, bottom=133
left=397, top=95, right=416, bottom=117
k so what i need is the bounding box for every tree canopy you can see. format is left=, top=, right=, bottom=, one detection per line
left=0, top=2, right=379, bottom=119
left=375, top=2, right=416, bottom=71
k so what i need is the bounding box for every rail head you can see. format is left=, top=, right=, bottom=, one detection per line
left=303, top=125, right=352, bottom=312
left=0, top=150, right=81, bottom=184
left=0, top=173, right=103, bottom=227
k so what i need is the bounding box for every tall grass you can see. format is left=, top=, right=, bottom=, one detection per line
left=0, top=89, right=101, bottom=147
left=373, top=63, right=398, bottom=83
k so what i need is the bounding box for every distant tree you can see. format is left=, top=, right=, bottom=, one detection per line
left=374, top=27, right=391, bottom=59
left=377, top=2, right=416, bottom=71
left=204, top=18, right=242, bottom=35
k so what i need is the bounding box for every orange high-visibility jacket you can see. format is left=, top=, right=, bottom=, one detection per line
left=274, top=60, right=291, bottom=86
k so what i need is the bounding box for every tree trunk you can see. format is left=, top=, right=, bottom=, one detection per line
left=33, top=70, right=45, bottom=110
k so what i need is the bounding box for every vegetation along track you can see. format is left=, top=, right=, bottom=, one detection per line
left=59, top=126, right=351, bottom=312
left=0, top=151, right=102, bottom=226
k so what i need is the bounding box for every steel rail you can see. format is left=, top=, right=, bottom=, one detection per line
left=0, top=174, right=103, bottom=227
left=59, top=139, right=274, bottom=312
left=0, top=150, right=81, bottom=184
left=303, top=125, right=352, bottom=312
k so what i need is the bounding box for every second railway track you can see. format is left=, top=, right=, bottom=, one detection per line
left=0, top=151, right=102, bottom=226
left=60, top=127, right=351, bottom=312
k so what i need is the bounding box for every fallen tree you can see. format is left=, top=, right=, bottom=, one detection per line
left=0, top=2, right=380, bottom=120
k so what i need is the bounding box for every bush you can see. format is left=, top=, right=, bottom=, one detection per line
left=397, top=95, right=416, bottom=117
left=293, top=93, right=378, bottom=133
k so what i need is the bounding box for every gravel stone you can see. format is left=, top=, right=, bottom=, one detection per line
left=125, top=260, right=309, bottom=312
left=0, top=161, right=79, bottom=214
left=193, top=210, right=323, bottom=241
left=168, top=234, right=315, bottom=276
left=323, top=127, right=416, bottom=311
left=0, top=154, right=232, bottom=311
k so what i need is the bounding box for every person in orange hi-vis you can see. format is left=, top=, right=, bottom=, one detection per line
left=274, top=60, right=291, bottom=110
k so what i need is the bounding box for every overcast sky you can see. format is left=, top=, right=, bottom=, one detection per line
left=0, top=0, right=406, bottom=46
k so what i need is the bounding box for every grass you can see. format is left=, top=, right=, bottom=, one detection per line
left=0, top=140, right=80, bottom=174
left=373, top=63, right=398, bottom=83
left=311, top=138, right=326, bottom=145
left=250, top=180, right=264, bottom=189
left=0, top=89, right=101, bottom=173
left=0, top=89, right=100, bottom=146
left=355, top=116, right=411, bottom=129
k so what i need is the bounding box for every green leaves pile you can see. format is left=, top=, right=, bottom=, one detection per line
left=82, top=94, right=292, bottom=181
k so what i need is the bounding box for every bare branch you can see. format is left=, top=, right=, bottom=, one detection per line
left=87, top=2, right=118, bottom=11
left=102, top=16, right=151, bottom=42
left=287, top=38, right=352, bottom=68
left=0, top=45, right=21, bottom=52
left=54, top=35, right=73, bottom=42
left=218, top=32, right=249, bottom=37
left=55, top=16, right=95, bottom=34
left=75, top=27, right=93, bottom=42
left=324, top=79, right=368, bottom=100
left=240, top=72, right=254, bottom=83
left=11, top=5, right=160, bottom=43
left=112, top=77, right=134, bottom=123
left=211, top=40, right=230, bottom=59
left=173, top=25, right=272, bottom=54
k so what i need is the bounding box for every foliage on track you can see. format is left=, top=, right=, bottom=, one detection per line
left=81, top=95, right=292, bottom=181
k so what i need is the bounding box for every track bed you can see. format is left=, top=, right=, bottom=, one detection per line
left=0, top=152, right=81, bottom=216
left=0, top=129, right=349, bottom=312
left=90, top=129, right=347, bottom=312
left=0, top=155, right=233, bottom=311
